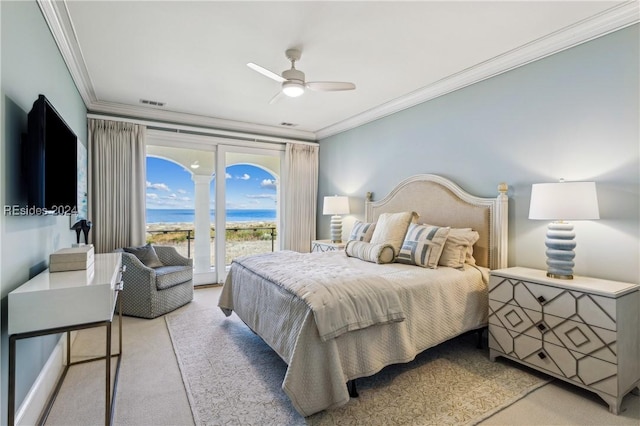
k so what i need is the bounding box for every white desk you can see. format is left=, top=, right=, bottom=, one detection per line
left=8, top=253, right=123, bottom=426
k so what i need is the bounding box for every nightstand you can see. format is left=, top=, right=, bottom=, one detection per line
left=488, top=267, right=639, bottom=414
left=311, top=239, right=346, bottom=253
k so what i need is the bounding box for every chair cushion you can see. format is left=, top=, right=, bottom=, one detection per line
left=123, top=243, right=164, bottom=268
left=155, top=265, right=193, bottom=290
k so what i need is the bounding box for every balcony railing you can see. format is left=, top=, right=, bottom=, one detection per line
left=146, top=226, right=276, bottom=266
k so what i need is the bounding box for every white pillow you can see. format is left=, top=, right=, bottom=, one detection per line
left=396, top=223, right=450, bottom=268
left=369, top=211, right=417, bottom=256
left=427, top=226, right=480, bottom=269
left=345, top=240, right=395, bottom=264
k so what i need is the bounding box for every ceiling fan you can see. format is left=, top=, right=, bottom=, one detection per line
left=247, top=49, right=355, bottom=103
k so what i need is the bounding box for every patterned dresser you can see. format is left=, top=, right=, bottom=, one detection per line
left=488, top=267, right=639, bottom=414
left=311, top=239, right=346, bottom=253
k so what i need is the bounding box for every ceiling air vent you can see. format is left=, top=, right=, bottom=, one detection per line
left=140, top=99, right=166, bottom=107
left=280, top=122, right=297, bottom=127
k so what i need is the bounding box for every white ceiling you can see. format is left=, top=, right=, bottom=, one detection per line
left=42, top=1, right=637, bottom=141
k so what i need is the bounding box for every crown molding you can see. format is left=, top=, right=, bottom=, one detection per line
left=39, top=1, right=638, bottom=142
left=315, top=1, right=639, bottom=140
left=37, top=0, right=316, bottom=141
left=38, top=0, right=97, bottom=107
left=88, top=100, right=317, bottom=141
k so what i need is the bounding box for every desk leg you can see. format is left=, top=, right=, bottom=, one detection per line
left=118, top=292, right=123, bottom=355
left=106, top=322, right=111, bottom=426
left=8, top=335, right=16, bottom=426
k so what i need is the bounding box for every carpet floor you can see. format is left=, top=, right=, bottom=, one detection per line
left=166, top=307, right=551, bottom=426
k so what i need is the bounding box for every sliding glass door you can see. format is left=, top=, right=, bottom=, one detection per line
left=146, top=139, right=282, bottom=285
left=214, top=145, right=282, bottom=283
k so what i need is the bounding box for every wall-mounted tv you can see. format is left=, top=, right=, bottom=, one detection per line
left=24, top=94, right=78, bottom=214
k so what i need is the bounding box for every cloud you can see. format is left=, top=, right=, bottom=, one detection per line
left=225, top=173, right=232, bottom=179
left=238, top=173, right=250, bottom=180
left=260, top=179, right=277, bottom=190
left=147, top=181, right=170, bottom=191
left=177, top=189, right=187, bottom=194
left=246, top=194, right=277, bottom=201
left=147, top=193, right=158, bottom=199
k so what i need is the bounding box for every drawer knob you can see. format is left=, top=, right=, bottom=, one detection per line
left=537, top=323, right=547, bottom=331
left=537, top=295, right=546, bottom=304
left=537, top=351, right=547, bottom=360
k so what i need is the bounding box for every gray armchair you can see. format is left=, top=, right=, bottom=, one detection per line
left=115, top=245, right=193, bottom=319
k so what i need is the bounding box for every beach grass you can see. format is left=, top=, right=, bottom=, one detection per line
left=146, top=221, right=277, bottom=265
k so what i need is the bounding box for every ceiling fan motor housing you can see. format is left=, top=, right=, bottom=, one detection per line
left=282, top=68, right=305, bottom=83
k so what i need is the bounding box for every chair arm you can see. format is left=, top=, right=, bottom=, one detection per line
left=154, top=246, right=193, bottom=267
left=120, top=252, right=157, bottom=289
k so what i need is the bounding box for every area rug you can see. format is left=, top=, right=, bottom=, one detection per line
left=166, top=308, right=551, bottom=426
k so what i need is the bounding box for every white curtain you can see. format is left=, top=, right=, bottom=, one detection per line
left=88, top=119, right=146, bottom=253
left=282, top=143, right=319, bottom=252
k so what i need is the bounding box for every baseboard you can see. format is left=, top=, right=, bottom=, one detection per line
left=15, top=331, right=76, bottom=425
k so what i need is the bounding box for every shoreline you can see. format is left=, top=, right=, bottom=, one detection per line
left=146, top=221, right=276, bottom=232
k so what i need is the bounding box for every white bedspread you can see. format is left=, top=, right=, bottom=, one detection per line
left=227, top=251, right=405, bottom=341
left=218, top=251, right=489, bottom=416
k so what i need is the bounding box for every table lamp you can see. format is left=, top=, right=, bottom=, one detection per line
left=528, top=180, right=599, bottom=279
left=323, top=195, right=350, bottom=243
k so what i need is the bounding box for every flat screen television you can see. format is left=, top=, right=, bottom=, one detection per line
left=25, top=94, right=78, bottom=214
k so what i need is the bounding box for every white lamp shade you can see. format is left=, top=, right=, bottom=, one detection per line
left=323, top=196, right=350, bottom=215
left=529, top=182, right=600, bottom=221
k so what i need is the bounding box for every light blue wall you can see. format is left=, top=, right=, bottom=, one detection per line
left=318, top=25, right=639, bottom=284
left=1, top=0, right=87, bottom=418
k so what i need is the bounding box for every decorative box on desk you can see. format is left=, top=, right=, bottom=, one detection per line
left=49, top=244, right=95, bottom=272
left=488, top=267, right=639, bottom=414
left=312, top=239, right=346, bottom=253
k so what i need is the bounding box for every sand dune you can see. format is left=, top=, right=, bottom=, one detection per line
left=146, top=221, right=277, bottom=265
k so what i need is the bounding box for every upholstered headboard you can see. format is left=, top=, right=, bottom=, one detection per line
left=365, top=174, right=508, bottom=270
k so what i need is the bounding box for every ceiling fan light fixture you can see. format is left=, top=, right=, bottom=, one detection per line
left=282, top=81, right=304, bottom=97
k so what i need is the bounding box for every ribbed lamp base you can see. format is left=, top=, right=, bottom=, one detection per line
left=330, top=215, right=343, bottom=243
left=545, top=222, right=576, bottom=279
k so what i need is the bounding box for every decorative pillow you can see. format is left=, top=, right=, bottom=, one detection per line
left=123, top=243, right=164, bottom=268
left=427, top=225, right=480, bottom=269
left=370, top=211, right=418, bottom=256
left=396, top=223, right=450, bottom=268
left=348, top=220, right=377, bottom=242
left=345, top=240, right=395, bottom=264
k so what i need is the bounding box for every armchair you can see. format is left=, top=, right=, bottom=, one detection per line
left=115, top=245, right=193, bottom=319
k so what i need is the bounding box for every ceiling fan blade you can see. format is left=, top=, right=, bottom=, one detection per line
left=268, top=91, right=283, bottom=104
left=306, top=81, right=356, bottom=92
left=247, top=62, right=286, bottom=83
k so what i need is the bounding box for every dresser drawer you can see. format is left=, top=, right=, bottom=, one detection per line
left=489, top=275, right=564, bottom=312
left=489, top=275, right=617, bottom=331
left=490, top=325, right=619, bottom=396
left=489, top=299, right=618, bottom=363
left=542, top=315, right=617, bottom=363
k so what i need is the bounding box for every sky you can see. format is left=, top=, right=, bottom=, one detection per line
left=145, top=157, right=277, bottom=210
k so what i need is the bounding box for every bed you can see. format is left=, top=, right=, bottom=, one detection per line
left=218, top=174, right=509, bottom=416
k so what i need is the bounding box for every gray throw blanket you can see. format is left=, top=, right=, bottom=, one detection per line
left=232, top=251, right=405, bottom=341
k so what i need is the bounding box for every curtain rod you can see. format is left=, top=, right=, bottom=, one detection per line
left=86, top=113, right=319, bottom=147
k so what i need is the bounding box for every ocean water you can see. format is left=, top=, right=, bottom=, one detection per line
left=146, top=209, right=276, bottom=224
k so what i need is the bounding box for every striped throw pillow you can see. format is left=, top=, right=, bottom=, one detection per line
left=348, top=220, right=376, bottom=242
left=396, top=224, right=450, bottom=268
